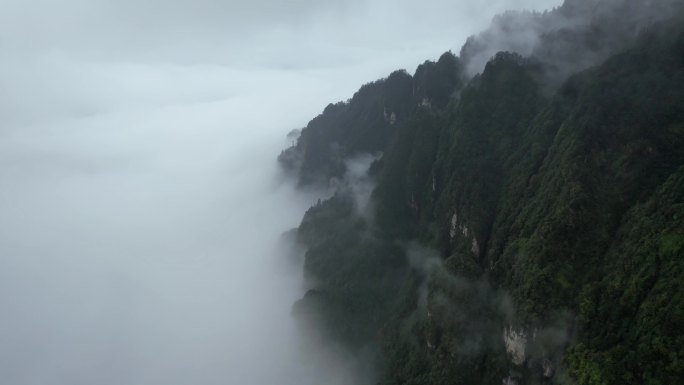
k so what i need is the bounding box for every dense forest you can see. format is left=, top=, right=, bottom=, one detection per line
left=279, top=0, right=684, bottom=384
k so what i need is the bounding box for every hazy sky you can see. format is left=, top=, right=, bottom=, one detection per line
left=0, top=1, right=560, bottom=384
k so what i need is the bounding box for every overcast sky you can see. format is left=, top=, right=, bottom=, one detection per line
left=0, top=1, right=560, bottom=384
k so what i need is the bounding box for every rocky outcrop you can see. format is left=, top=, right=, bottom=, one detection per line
left=503, top=326, right=528, bottom=366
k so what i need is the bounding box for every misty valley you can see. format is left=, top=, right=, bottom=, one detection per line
left=1, top=0, right=683, bottom=385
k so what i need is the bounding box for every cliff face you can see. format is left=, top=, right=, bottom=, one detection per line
left=281, top=1, right=684, bottom=384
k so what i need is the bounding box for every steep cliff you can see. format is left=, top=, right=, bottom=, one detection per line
left=281, top=1, right=684, bottom=384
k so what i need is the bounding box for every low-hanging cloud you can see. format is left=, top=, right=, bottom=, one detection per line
left=460, top=0, right=683, bottom=84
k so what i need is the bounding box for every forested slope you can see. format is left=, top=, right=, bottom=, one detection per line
left=280, top=1, right=684, bottom=384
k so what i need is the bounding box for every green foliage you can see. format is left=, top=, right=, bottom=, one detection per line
left=289, top=13, right=684, bottom=385
left=567, top=168, right=684, bottom=385
left=279, top=54, right=462, bottom=186
left=295, top=193, right=416, bottom=347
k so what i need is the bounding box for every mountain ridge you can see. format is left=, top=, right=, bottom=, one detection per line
left=280, top=1, right=684, bottom=384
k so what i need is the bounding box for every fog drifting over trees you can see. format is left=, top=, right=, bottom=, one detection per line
left=0, top=1, right=559, bottom=384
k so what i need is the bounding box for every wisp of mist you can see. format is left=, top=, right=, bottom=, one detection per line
left=0, top=1, right=559, bottom=384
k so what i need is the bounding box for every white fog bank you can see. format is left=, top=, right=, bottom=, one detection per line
left=0, top=66, right=328, bottom=385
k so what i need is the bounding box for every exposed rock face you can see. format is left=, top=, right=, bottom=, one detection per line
left=503, top=326, right=528, bottom=366
left=543, top=359, right=555, bottom=378
left=383, top=108, right=397, bottom=125
left=450, top=213, right=459, bottom=239
left=449, top=212, right=479, bottom=255
left=502, top=376, right=517, bottom=385
left=471, top=237, right=479, bottom=256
